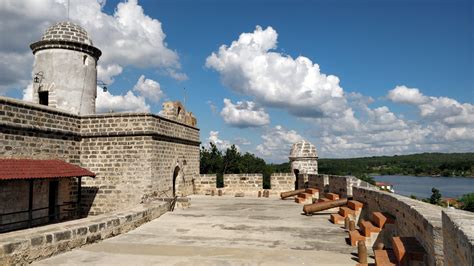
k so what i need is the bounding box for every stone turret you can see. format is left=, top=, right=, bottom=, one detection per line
left=30, top=21, right=101, bottom=115
left=160, top=101, right=197, bottom=127
left=289, top=140, right=318, bottom=175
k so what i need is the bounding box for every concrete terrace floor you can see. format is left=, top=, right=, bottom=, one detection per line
left=36, top=195, right=360, bottom=265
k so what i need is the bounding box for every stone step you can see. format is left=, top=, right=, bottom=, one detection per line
left=338, top=206, right=355, bottom=218
left=349, top=229, right=366, bottom=246
left=359, top=219, right=381, bottom=237
left=372, top=212, right=395, bottom=228
left=325, top=193, right=339, bottom=200
left=374, top=249, right=397, bottom=266
left=392, top=236, right=426, bottom=264
left=330, top=213, right=345, bottom=224
left=348, top=200, right=364, bottom=211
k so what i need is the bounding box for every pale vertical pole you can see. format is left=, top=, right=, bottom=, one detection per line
left=183, top=87, right=186, bottom=108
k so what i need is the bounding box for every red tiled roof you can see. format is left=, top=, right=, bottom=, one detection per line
left=0, top=159, right=96, bottom=180
left=375, top=182, right=392, bottom=186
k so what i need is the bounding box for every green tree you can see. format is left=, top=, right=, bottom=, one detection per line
left=459, top=193, right=474, bottom=212
left=200, top=143, right=223, bottom=174
left=357, top=174, right=376, bottom=185
left=429, top=187, right=442, bottom=205
left=222, top=145, right=241, bottom=174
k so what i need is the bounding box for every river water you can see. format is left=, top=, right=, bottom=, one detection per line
left=372, top=175, right=474, bottom=199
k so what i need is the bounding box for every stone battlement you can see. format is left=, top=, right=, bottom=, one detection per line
left=0, top=96, right=200, bottom=216
left=193, top=171, right=473, bottom=265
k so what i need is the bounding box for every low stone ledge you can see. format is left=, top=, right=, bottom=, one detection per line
left=0, top=201, right=169, bottom=265
left=442, top=209, right=474, bottom=266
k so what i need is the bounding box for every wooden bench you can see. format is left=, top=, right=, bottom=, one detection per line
left=359, top=219, right=381, bottom=237
left=348, top=200, right=364, bottom=211
left=297, top=193, right=313, bottom=199
left=349, top=230, right=366, bottom=246
left=305, top=188, right=319, bottom=194
left=325, top=193, right=339, bottom=200
left=317, top=198, right=331, bottom=203
left=392, top=237, right=426, bottom=264
left=338, top=206, right=355, bottom=218
left=374, top=249, right=397, bottom=266
left=330, top=213, right=345, bottom=224
left=372, top=212, right=395, bottom=228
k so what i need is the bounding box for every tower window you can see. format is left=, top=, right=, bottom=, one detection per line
left=39, top=91, right=49, bottom=106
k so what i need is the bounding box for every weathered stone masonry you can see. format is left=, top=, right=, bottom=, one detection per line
left=0, top=97, right=200, bottom=215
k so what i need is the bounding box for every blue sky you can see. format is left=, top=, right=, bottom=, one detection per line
left=1, top=0, right=473, bottom=162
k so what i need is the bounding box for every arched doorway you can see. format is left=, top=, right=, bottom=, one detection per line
left=294, top=169, right=300, bottom=190
left=172, top=166, right=180, bottom=197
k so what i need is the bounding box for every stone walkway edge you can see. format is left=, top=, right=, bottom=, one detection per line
left=0, top=201, right=170, bottom=264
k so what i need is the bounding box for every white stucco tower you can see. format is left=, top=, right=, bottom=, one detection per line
left=289, top=140, right=318, bottom=175
left=289, top=140, right=318, bottom=189
left=30, top=21, right=102, bottom=115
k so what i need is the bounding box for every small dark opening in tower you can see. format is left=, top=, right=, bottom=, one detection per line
left=39, top=91, right=48, bottom=106
left=177, top=107, right=181, bottom=116
left=294, top=169, right=300, bottom=190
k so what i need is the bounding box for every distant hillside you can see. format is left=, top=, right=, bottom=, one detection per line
left=268, top=153, right=474, bottom=177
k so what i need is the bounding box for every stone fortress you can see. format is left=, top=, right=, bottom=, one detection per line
left=1, top=21, right=200, bottom=222
left=0, top=21, right=473, bottom=266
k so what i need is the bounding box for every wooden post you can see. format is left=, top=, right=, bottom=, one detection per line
left=77, top=176, right=82, bottom=217
left=374, top=242, right=384, bottom=251
left=28, top=180, right=33, bottom=228
left=357, top=240, right=368, bottom=263
left=344, top=216, right=351, bottom=230
left=349, top=220, right=356, bottom=231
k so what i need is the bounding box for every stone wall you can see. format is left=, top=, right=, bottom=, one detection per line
left=223, top=174, right=263, bottom=195
left=442, top=209, right=474, bottom=266
left=353, top=186, right=443, bottom=265
left=308, top=174, right=328, bottom=192
left=0, top=201, right=169, bottom=265
left=193, top=174, right=217, bottom=194
left=0, top=97, right=200, bottom=216
left=193, top=173, right=297, bottom=195
left=270, top=173, right=294, bottom=193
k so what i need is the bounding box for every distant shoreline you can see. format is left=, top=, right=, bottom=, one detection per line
left=370, top=174, right=474, bottom=178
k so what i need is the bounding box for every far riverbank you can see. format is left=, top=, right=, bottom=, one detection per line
left=372, top=175, right=474, bottom=199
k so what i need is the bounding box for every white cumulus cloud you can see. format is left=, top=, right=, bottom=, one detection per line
left=97, top=64, right=123, bottom=85
left=206, top=26, right=350, bottom=119
left=387, top=85, right=474, bottom=126
left=387, top=85, right=428, bottom=105
left=96, top=86, right=149, bottom=113
left=220, top=98, right=270, bottom=128
left=256, top=125, right=304, bottom=161
left=207, top=131, right=239, bottom=151
left=133, top=75, right=164, bottom=103
left=0, top=0, right=185, bottom=94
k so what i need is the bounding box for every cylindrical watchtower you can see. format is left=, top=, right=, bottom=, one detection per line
left=30, top=21, right=102, bottom=115
left=289, top=140, right=318, bottom=189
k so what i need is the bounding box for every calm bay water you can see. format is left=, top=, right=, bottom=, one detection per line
left=373, top=175, right=474, bottom=199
